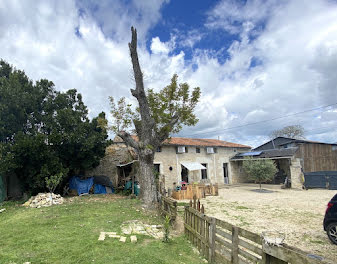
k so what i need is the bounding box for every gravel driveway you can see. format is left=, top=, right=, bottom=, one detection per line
left=200, top=184, right=337, bottom=263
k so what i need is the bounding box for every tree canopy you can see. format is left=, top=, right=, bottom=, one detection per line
left=0, top=60, right=108, bottom=194
left=270, top=125, right=305, bottom=139
left=109, top=27, right=200, bottom=207
left=242, top=158, right=277, bottom=190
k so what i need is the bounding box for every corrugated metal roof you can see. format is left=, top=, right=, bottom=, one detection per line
left=231, top=147, right=298, bottom=160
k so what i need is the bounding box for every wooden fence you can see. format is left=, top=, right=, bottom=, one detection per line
left=184, top=202, right=332, bottom=264
left=172, top=183, right=218, bottom=200
left=159, top=196, right=177, bottom=221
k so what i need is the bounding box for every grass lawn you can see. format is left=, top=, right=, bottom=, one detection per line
left=0, top=195, right=205, bottom=264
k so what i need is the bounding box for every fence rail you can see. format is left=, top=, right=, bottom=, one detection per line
left=160, top=196, right=177, bottom=221
left=184, top=202, right=332, bottom=264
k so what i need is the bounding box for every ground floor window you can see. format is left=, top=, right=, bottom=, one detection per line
left=154, top=164, right=160, bottom=176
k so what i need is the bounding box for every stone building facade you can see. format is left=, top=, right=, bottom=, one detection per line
left=153, top=137, right=251, bottom=190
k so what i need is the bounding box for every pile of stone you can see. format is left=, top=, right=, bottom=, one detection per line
left=23, top=193, right=64, bottom=208
left=120, top=220, right=163, bottom=239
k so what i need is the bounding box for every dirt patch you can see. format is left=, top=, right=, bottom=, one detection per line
left=199, top=185, right=337, bottom=263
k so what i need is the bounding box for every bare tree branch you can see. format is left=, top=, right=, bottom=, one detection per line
left=118, top=131, right=139, bottom=150
left=128, top=27, right=155, bottom=141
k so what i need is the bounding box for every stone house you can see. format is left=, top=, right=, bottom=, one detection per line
left=87, top=136, right=251, bottom=190
left=151, top=137, right=251, bottom=190
left=230, top=137, right=337, bottom=188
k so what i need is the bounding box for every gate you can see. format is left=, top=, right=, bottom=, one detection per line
left=304, top=171, right=337, bottom=190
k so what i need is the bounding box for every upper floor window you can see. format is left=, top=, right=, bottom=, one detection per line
left=206, top=147, right=216, bottom=154
left=176, top=146, right=188, bottom=153
left=156, top=146, right=162, bottom=152
left=196, top=147, right=200, bottom=153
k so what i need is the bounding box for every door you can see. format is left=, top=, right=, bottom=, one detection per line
left=223, top=163, right=229, bottom=184
left=181, top=165, right=189, bottom=183
left=201, top=163, right=207, bottom=179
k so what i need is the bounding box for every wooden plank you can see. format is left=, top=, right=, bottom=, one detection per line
left=216, top=227, right=232, bottom=241
left=238, top=248, right=261, bottom=263
left=238, top=238, right=263, bottom=256
left=232, top=226, right=239, bottom=264
left=262, top=243, right=328, bottom=264
left=215, top=251, right=231, bottom=264
left=184, top=222, right=209, bottom=245
left=215, top=235, right=232, bottom=249
left=216, top=218, right=233, bottom=231
left=209, top=217, right=216, bottom=263
left=187, top=207, right=213, bottom=222
left=238, top=257, right=251, bottom=264
left=238, top=227, right=262, bottom=244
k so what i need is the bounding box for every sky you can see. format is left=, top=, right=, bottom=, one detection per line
left=1, top=0, right=337, bottom=147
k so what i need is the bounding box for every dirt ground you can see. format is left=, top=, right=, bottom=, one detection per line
left=199, top=185, right=337, bottom=263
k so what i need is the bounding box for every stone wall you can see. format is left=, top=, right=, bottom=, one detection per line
left=290, top=158, right=304, bottom=189
left=86, top=143, right=136, bottom=187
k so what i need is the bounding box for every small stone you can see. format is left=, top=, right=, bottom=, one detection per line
left=0, top=208, right=5, bottom=213
left=98, top=232, right=106, bottom=241
left=119, top=236, right=126, bottom=242
left=108, top=234, right=120, bottom=238
left=130, top=235, right=137, bottom=243
left=105, top=232, right=116, bottom=236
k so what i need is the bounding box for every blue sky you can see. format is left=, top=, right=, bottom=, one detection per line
left=1, top=0, right=337, bottom=147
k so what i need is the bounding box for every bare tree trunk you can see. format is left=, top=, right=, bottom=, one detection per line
left=138, top=152, right=157, bottom=208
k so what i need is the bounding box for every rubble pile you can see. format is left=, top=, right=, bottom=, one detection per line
left=23, top=193, right=64, bottom=208
left=120, top=220, right=163, bottom=239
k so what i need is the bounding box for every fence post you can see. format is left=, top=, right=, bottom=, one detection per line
left=209, top=217, right=216, bottom=263
left=232, top=226, right=239, bottom=264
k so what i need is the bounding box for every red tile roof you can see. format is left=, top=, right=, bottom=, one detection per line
left=129, top=135, right=250, bottom=148
left=162, top=137, right=251, bottom=148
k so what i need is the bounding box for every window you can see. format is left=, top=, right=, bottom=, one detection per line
left=156, top=146, right=162, bottom=152
left=201, top=163, right=207, bottom=179
left=206, top=147, right=214, bottom=154
left=196, top=147, right=200, bottom=153
left=214, top=148, right=217, bottom=153
left=154, top=164, right=160, bottom=174
left=177, top=146, right=185, bottom=153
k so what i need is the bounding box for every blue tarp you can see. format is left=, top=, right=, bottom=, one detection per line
left=69, top=176, right=94, bottom=195
left=94, top=184, right=107, bottom=194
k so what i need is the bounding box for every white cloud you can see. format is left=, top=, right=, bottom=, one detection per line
left=1, top=0, right=337, bottom=148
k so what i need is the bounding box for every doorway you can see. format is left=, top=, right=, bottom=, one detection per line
left=181, top=165, right=189, bottom=183
left=223, top=163, right=229, bottom=184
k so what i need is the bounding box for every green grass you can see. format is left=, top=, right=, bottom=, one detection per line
left=0, top=195, right=205, bottom=264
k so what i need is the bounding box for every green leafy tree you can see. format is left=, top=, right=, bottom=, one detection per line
left=45, top=172, right=65, bottom=195
left=109, top=27, right=200, bottom=207
left=0, top=60, right=108, bottom=194
left=242, top=158, right=277, bottom=190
